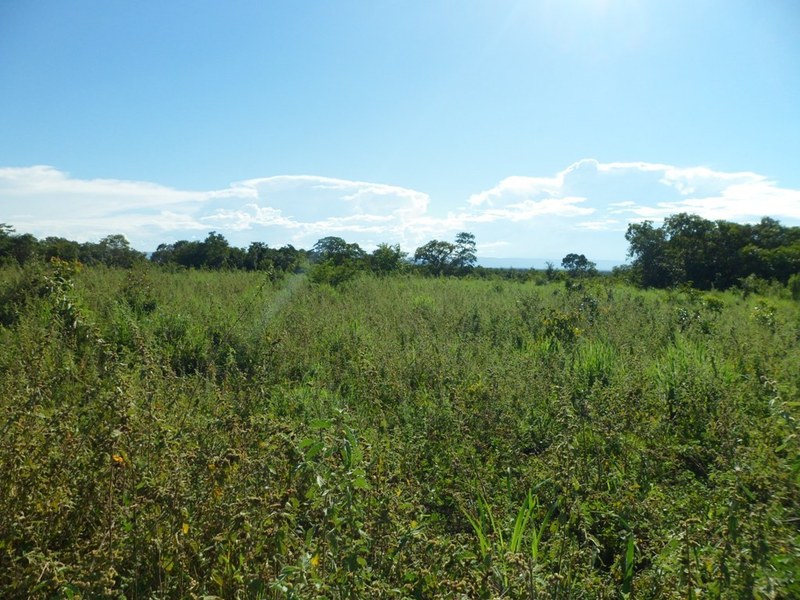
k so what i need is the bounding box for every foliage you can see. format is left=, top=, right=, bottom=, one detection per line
left=626, top=213, right=800, bottom=289
left=368, top=243, right=408, bottom=276
left=0, top=225, right=146, bottom=268
left=413, top=232, right=477, bottom=276
left=453, top=232, right=477, bottom=273
left=0, top=230, right=799, bottom=597
left=0, top=267, right=796, bottom=597
left=309, top=237, right=368, bottom=286
left=561, top=253, right=597, bottom=278
left=789, top=273, right=800, bottom=302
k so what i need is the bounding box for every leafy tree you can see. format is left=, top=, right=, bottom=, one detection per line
left=414, top=240, right=456, bottom=276
left=173, top=240, right=204, bottom=268
left=369, top=243, right=407, bottom=275
left=626, top=213, right=800, bottom=289
left=545, top=261, right=559, bottom=281
left=0, top=224, right=40, bottom=266
left=310, top=237, right=366, bottom=285
left=662, top=213, right=718, bottom=288
left=413, top=232, right=478, bottom=276
left=97, top=234, right=145, bottom=268
left=245, top=242, right=272, bottom=271
left=753, top=216, right=787, bottom=249
left=271, top=245, right=302, bottom=273
left=42, top=236, right=80, bottom=262
left=9, top=234, right=39, bottom=266
left=561, top=253, right=597, bottom=278
left=150, top=233, right=237, bottom=270
left=453, top=232, right=477, bottom=273
left=312, top=237, right=366, bottom=266
left=200, top=232, right=231, bottom=269
left=713, top=220, right=752, bottom=288
left=0, top=224, right=14, bottom=257
left=625, top=221, right=675, bottom=288
left=227, top=245, right=247, bottom=270
left=151, top=242, right=177, bottom=266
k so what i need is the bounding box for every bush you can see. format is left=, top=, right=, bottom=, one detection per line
left=789, top=272, right=800, bottom=302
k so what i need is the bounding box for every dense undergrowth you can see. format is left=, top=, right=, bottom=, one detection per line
left=0, top=261, right=798, bottom=598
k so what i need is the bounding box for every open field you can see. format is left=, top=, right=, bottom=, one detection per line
left=1, top=263, right=798, bottom=598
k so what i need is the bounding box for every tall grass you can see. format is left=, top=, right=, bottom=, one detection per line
left=0, top=264, right=798, bottom=597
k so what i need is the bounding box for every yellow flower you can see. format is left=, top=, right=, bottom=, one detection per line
left=112, top=454, right=125, bottom=464
left=310, top=554, right=320, bottom=568
left=182, top=522, right=190, bottom=535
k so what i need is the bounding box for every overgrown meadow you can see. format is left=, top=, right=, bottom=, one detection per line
left=1, top=261, right=798, bottom=598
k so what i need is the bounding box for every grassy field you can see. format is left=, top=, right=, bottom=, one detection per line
left=1, top=261, right=798, bottom=598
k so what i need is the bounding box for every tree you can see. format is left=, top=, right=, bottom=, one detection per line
left=369, top=243, right=407, bottom=275
left=151, top=242, right=177, bottom=265
left=271, top=245, right=302, bottom=273
left=625, top=221, right=675, bottom=288
left=662, top=213, right=717, bottom=288
left=413, top=240, right=455, bottom=275
left=561, top=253, right=597, bottom=278
left=201, top=232, right=231, bottom=269
left=310, top=237, right=366, bottom=285
left=172, top=240, right=204, bottom=268
left=0, top=225, right=40, bottom=265
left=312, top=236, right=366, bottom=266
left=0, top=224, right=14, bottom=258
left=625, top=214, right=800, bottom=289
left=42, top=236, right=80, bottom=262
left=453, top=232, right=477, bottom=273
left=97, top=234, right=145, bottom=268
left=10, top=233, right=39, bottom=265
left=246, top=242, right=272, bottom=271
left=413, top=232, right=478, bottom=276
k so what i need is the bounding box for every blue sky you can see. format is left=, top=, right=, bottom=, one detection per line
left=1, top=0, right=798, bottom=263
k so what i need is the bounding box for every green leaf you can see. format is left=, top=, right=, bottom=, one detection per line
left=622, top=534, right=635, bottom=594
left=304, top=441, right=325, bottom=460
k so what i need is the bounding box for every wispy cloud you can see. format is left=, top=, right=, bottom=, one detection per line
left=0, top=168, right=434, bottom=248
left=1, top=160, right=798, bottom=259
left=589, top=160, right=800, bottom=223
left=576, top=219, right=623, bottom=231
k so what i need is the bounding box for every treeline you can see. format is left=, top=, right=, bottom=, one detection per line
left=3, top=214, right=799, bottom=290
left=623, top=214, right=800, bottom=289
left=151, top=232, right=303, bottom=273
left=0, top=224, right=479, bottom=282
left=307, top=232, right=478, bottom=284
left=0, top=226, right=146, bottom=268
left=0, top=226, right=305, bottom=274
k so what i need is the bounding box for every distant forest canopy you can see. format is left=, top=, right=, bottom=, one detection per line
left=1, top=213, right=799, bottom=290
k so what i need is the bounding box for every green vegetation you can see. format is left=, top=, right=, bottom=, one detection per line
left=624, top=214, right=800, bottom=289
left=1, top=256, right=798, bottom=598
left=561, top=254, right=597, bottom=279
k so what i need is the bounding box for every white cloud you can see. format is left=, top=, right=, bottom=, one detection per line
left=595, top=163, right=800, bottom=222
left=0, top=167, right=434, bottom=250
left=468, top=174, right=565, bottom=207
left=0, top=165, right=210, bottom=207
left=461, top=197, right=595, bottom=223
left=1, top=160, right=798, bottom=260
left=576, top=219, right=623, bottom=231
